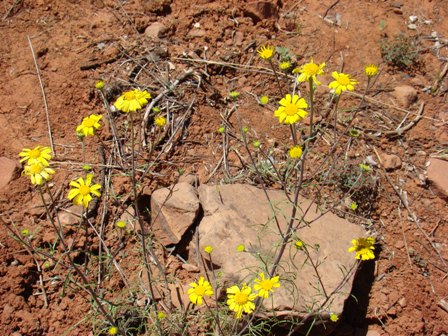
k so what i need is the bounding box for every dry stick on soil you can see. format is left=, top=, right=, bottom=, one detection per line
left=27, top=36, right=55, bottom=155
left=373, top=147, right=448, bottom=272
left=141, top=69, right=194, bottom=146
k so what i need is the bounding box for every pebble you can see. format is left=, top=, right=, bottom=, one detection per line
left=394, top=85, right=418, bottom=108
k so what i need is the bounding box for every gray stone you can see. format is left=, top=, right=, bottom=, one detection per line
left=151, top=182, right=200, bottom=246
left=427, top=158, right=448, bottom=196
left=393, top=85, right=418, bottom=108
left=194, top=184, right=366, bottom=320
left=0, top=157, right=19, bottom=189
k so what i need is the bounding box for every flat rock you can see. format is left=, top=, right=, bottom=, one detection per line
left=0, top=157, right=19, bottom=189
left=393, top=85, right=417, bottom=108
left=195, top=184, right=366, bottom=323
left=151, top=182, right=200, bottom=246
left=243, top=1, right=279, bottom=23
left=382, top=154, right=402, bottom=171
left=427, top=158, right=448, bottom=197
left=144, top=22, right=168, bottom=39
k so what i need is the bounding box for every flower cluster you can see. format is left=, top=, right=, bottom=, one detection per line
left=19, top=145, right=55, bottom=186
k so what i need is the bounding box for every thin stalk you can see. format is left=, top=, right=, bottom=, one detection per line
left=268, top=59, right=284, bottom=97
left=37, top=185, right=124, bottom=335
left=332, top=94, right=341, bottom=144
left=358, top=77, right=371, bottom=110
left=128, top=112, right=164, bottom=336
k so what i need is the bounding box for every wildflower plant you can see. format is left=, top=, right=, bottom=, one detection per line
left=188, top=276, right=214, bottom=305
left=348, top=237, right=375, bottom=260
left=76, top=114, right=102, bottom=137
left=67, top=174, right=101, bottom=208
left=114, top=89, right=151, bottom=113
left=274, top=94, right=308, bottom=124
left=226, top=284, right=257, bottom=319
left=19, top=145, right=52, bottom=166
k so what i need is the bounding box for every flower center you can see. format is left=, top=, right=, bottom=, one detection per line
left=284, top=103, right=298, bottom=116
left=194, top=285, right=206, bottom=296
left=29, top=164, right=43, bottom=174
left=260, top=280, right=273, bottom=291
left=337, top=75, right=351, bottom=85
left=83, top=119, right=95, bottom=127
left=124, top=91, right=136, bottom=100
left=304, top=63, right=319, bottom=75
left=29, top=149, right=41, bottom=159
left=234, top=292, right=249, bottom=305
left=79, top=185, right=91, bottom=196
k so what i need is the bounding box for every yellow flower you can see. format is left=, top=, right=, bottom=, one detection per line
left=21, top=229, right=30, bottom=237
left=295, top=240, right=303, bottom=249
left=23, top=163, right=55, bottom=185
left=330, top=313, right=339, bottom=322
left=253, top=272, right=280, bottom=299
left=296, top=58, right=326, bottom=85
left=328, top=71, right=358, bottom=95
left=115, top=221, right=127, bottom=229
left=218, top=126, right=225, bottom=134
left=364, top=64, right=379, bottom=77
left=19, top=145, right=52, bottom=166
left=229, top=91, right=240, bottom=100
left=76, top=114, right=102, bottom=137
left=204, top=245, right=213, bottom=254
left=154, top=116, right=166, bottom=128
left=274, top=94, right=308, bottom=124
left=257, top=45, right=275, bottom=60
left=157, top=311, right=166, bottom=320
left=350, top=202, right=358, bottom=211
left=359, top=163, right=371, bottom=172
left=348, top=237, right=375, bottom=260
left=114, top=89, right=151, bottom=113
left=279, top=61, right=291, bottom=70
left=188, top=276, right=214, bottom=305
left=227, top=284, right=257, bottom=318
left=253, top=140, right=261, bottom=148
left=288, top=145, right=303, bottom=159
left=67, top=174, right=101, bottom=208
left=259, top=95, right=269, bottom=105
left=108, top=326, right=118, bottom=335
left=95, top=80, right=105, bottom=90
left=237, top=244, right=245, bottom=252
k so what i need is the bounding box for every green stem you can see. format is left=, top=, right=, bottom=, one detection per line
left=268, top=59, right=284, bottom=97
left=332, top=94, right=341, bottom=144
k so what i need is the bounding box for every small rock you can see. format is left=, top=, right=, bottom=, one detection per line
left=178, top=174, right=198, bottom=186
left=398, top=297, right=407, bottom=307
left=0, top=157, right=19, bottom=189
left=366, top=330, right=382, bottom=336
left=181, top=263, right=200, bottom=272
left=188, top=28, right=206, bottom=38
left=144, top=22, right=168, bottom=39
left=151, top=182, right=200, bottom=246
left=382, top=154, right=402, bottom=171
left=234, top=31, right=244, bottom=46
left=394, top=85, right=418, bottom=108
left=57, top=205, right=83, bottom=226
left=427, top=158, right=448, bottom=196
left=243, top=1, right=279, bottom=23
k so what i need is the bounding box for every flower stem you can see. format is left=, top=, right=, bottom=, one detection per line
left=332, top=94, right=341, bottom=144
left=268, top=59, right=284, bottom=97
left=308, top=77, right=315, bottom=137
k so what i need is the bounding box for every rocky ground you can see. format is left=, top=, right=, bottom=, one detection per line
left=0, top=0, right=448, bottom=335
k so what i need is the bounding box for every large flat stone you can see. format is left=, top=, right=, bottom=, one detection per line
left=195, top=184, right=366, bottom=321
left=0, top=157, right=19, bottom=190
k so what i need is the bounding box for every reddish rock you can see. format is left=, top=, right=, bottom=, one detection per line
left=393, top=85, right=417, bottom=108
left=427, top=158, right=448, bottom=196
left=382, top=154, right=402, bottom=171
left=0, top=157, right=19, bottom=189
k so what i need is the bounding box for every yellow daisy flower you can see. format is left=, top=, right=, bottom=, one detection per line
left=154, top=116, right=166, bottom=128
left=19, top=145, right=52, bottom=166
left=237, top=244, right=245, bottom=252
left=95, top=80, right=105, bottom=90
left=364, top=64, right=379, bottom=78
left=295, top=239, right=304, bottom=249
left=188, top=276, right=214, bottom=305
left=157, top=311, right=166, bottom=319
left=274, top=94, right=308, bottom=124
left=21, top=229, right=30, bottom=237
left=328, top=71, right=358, bottom=95
left=257, top=45, right=275, bottom=60
left=296, top=58, right=326, bottom=85
left=67, top=174, right=101, bottom=208
left=330, top=313, right=339, bottom=322
left=115, top=221, right=127, bottom=229
left=76, top=114, right=102, bottom=137
left=279, top=61, right=291, bottom=70
left=108, top=326, right=118, bottom=335
left=23, top=163, right=55, bottom=185
left=288, top=145, right=303, bottom=159
left=253, top=272, right=280, bottom=299
left=348, top=237, right=375, bottom=260
left=114, top=89, right=151, bottom=113
left=227, top=284, right=257, bottom=318
left=204, top=245, right=213, bottom=254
